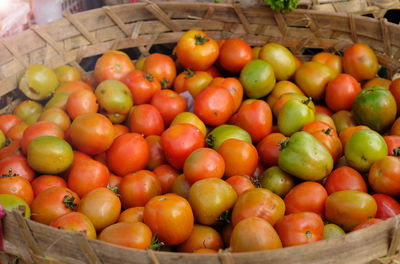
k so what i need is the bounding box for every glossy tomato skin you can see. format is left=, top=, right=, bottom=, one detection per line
left=0, top=155, right=35, bottom=182
left=257, top=133, right=288, bottom=167
left=368, top=156, right=400, bottom=196
left=144, top=193, right=194, bottom=245
left=312, top=52, right=342, bottom=76
left=0, top=174, right=34, bottom=205
left=31, top=175, right=67, bottom=196
left=342, top=43, right=379, bottom=82
left=225, top=175, right=255, bottom=196
left=50, top=212, right=96, bottom=239
left=121, top=69, right=161, bottom=105
left=324, top=166, right=367, bottom=194
left=210, top=77, right=244, bottom=113
left=175, top=70, right=213, bottom=97
left=231, top=188, right=285, bottom=227
left=260, top=166, right=296, bottom=198
left=176, top=30, right=219, bottom=71
left=325, top=74, right=361, bottom=112
left=151, top=89, right=187, bottom=127
left=383, top=135, right=400, bottom=156
left=145, top=135, right=167, bottom=171
left=372, top=194, right=400, bottom=220
left=128, top=104, right=164, bottom=137
left=153, top=164, right=178, bottom=194
left=66, top=89, right=98, bottom=120
left=118, top=207, right=144, bottom=223
left=218, top=38, right=253, bottom=74
left=143, top=53, right=176, bottom=89
left=98, top=222, right=152, bottom=249
left=275, top=212, right=324, bottom=247
left=21, top=121, right=64, bottom=155
left=0, top=114, right=21, bottom=135
left=177, top=224, right=223, bottom=253
left=94, top=50, right=135, bottom=83
left=161, top=123, right=205, bottom=170
left=206, top=124, right=252, bottom=151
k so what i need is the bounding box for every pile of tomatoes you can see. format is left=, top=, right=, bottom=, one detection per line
left=1, top=28, right=400, bottom=254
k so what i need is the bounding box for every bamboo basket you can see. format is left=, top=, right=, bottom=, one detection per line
left=0, top=1, right=400, bottom=263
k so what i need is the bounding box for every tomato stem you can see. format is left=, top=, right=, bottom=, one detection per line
left=301, top=97, right=313, bottom=106
left=195, top=34, right=209, bottom=45
left=322, top=127, right=332, bottom=136
left=278, top=139, right=289, bottom=151
left=1, top=168, right=18, bottom=178
left=107, top=186, right=120, bottom=197
left=205, top=134, right=215, bottom=149
left=160, top=78, right=169, bottom=89
left=217, top=210, right=231, bottom=224
left=149, top=233, right=165, bottom=251
left=394, top=147, right=400, bottom=157
left=184, top=68, right=195, bottom=79
left=63, top=194, right=77, bottom=210
left=144, top=73, right=154, bottom=82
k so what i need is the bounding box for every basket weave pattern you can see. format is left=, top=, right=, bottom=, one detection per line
left=0, top=1, right=400, bottom=263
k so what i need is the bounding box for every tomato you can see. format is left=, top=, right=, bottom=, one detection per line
left=95, top=80, right=133, bottom=118
left=260, top=166, right=295, bottom=198
left=206, top=124, right=251, bottom=151
left=177, top=224, right=223, bottom=252
left=363, top=77, right=391, bottom=89
left=99, top=222, right=152, bottom=249
left=183, top=148, right=225, bottom=184
left=119, top=170, right=162, bottom=208
left=78, top=187, right=121, bottom=231
left=218, top=38, right=253, bottom=74
left=323, top=223, right=345, bottom=239
left=170, top=112, right=207, bottom=138
left=193, top=86, right=234, bottom=126
left=67, top=158, right=109, bottom=198
left=231, top=187, right=285, bottom=227
left=235, top=100, right=272, bottom=143
left=369, top=156, right=400, bottom=196
left=143, top=53, right=176, bottom=89
left=145, top=135, right=167, bottom=171
left=50, top=212, right=96, bottom=239
left=266, top=80, right=304, bottom=109
left=54, top=65, right=82, bottom=83
left=204, top=65, right=220, bottom=78
left=161, top=123, right=204, bottom=170
left=151, top=89, right=187, bottom=126
left=0, top=173, right=34, bottom=205
left=31, top=175, right=67, bottom=196
left=315, top=105, right=333, bottom=116
left=391, top=117, right=400, bottom=135
left=175, top=70, right=213, bottom=97
left=372, top=194, right=400, bottom=220
left=69, top=113, right=114, bottom=155
left=257, top=133, right=288, bottom=167
left=129, top=104, right=164, bottom=137
left=31, top=186, right=80, bottom=225
left=171, top=174, right=191, bottom=199
left=108, top=173, right=122, bottom=190
left=230, top=217, right=282, bottom=252
left=144, top=193, right=194, bottom=245
left=325, top=190, right=377, bottom=232
left=122, top=70, right=161, bottom=105
left=94, top=50, right=135, bottom=83
left=295, top=61, right=335, bottom=101
left=176, top=30, right=219, bottom=71
left=325, top=74, right=361, bottom=112
left=312, top=52, right=342, bottom=76
left=55, top=80, right=93, bottom=95
left=0, top=140, right=22, bottom=162
left=239, top=59, right=276, bottom=99
left=21, top=121, right=64, bottom=155
left=272, top=93, right=315, bottom=119
left=339, top=125, right=369, bottom=148
left=6, top=122, right=28, bottom=141
left=324, top=166, right=367, bottom=194
left=210, top=77, right=244, bottom=113
left=389, top=78, right=400, bottom=115
left=225, top=175, right=255, bottom=196
left=38, top=108, right=71, bottom=132
left=0, top=155, right=35, bottom=182
left=217, top=138, right=258, bottom=178
left=66, top=89, right=98, bottom=120
left=331, top=110, right=356, bottom=134
left=193, top=248, right=217, bottom=253
left=284, top=181, right=327, bottom=217
left=0, top=114, right=21, bottom=135
left=13, top=100, right=43, bottom=125
left=386, top=135, right=400, bottom=156
left=278, top=99, right=315, bottom=136
left=188, top=178, right=237, bottom=226
left=352, top=218, right=383, bottom=231
left=0, top=194, right=30, bottom=219
left=118, top=207, right=144, bottom=223
left=259, top=43, right=297, bottom=81
left=342, top=43, right=379, bottom=81
left=275, top=212, right=324, bottom=247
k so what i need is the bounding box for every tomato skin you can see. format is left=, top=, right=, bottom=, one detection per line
left=389, top=78, right=400, bottom=115
left=0, top=140, right=22, bottom=162
left=0, top=155, right=35, bottom=182
left=171, top=174, right=191, bottom=199
left=275, top=212, right=324, bottom=247
left=210, top=77, right=244, bottom=112
left=352, top=218, right=384, bottom=231
left=225, top=175, right=255, bottom=196
left=129, top=104, right=164, bottom=137
left=143, top=53, right=176, bottom=89
left=0, top=174, right=34, bottom=205
left=99, top=222, right=152, bottom=249
left=21, top=121, right=64, bottom=155
left=384, top=135, right=400, bottom=156
left=240, top=59, right=276, bottom=99
left=107, top=133, right=149, bottom=176
left=94, top=50, right=135, bottom=83
left=0, top=114, right=21, bottom=135
left=31, top=186, right=80, bottom=225
left=175, top=70, right=213, bottom=97
left=372, top=194, right=400, bottom=220
left=176, top=30, right=219, bottom=71
left=50, top=212, right=97, bottom=239
left=161, top=123, right=205, bottom=170
left=324, top=166, right=367, bottom=194
left=260, top=166, right=296, bottom=198
left=66, top=89, right=98, bottom=120
left=257, top=133, right=288, bottom=167
left=312, top=52, right=342, bottom=76
left=121, top=70, right=161, bottom=105
left=171, top=112, right=207, bottom=138
left=230, top=217, right=282, bottom=252
left=145, top=135, right=167, bottom=171
left=144, top=193, right=194, bottom=245
left=231, top=188, right=285, bottom=227
left=0, top=194, right=30, bottom=219
left=151, top=89, right=187, bottom=127
left=177, top=224, right=223, bottom=252
left=368, top=156, right=400, bottom=196
left=339, top=125, right=369, bottom=148
left=118, top=207, right=144, bottom=223
left=31, top=175, right=67, bottom=196
left=218, top=38, right=253, bottom=74
left=325, top=74, right=361, bottom=112
left=342, top=43, right=379, bottom=82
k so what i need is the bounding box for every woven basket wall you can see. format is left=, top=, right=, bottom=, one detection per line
left=0, top=1, right=400, bottom=263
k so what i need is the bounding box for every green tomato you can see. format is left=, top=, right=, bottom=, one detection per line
left=323, top=223, right=345, bottom=239
left=95, top=80, right=133, bottom=115
left=0, top=194, right=30, bottom=219
left=260, top=166, right=296, bottom=197
left=206, top=124, right=252, bottom=151
left=239, top=59, right=276, bottom=99
left=345, top=129, right=387, bottom=173
left=278, top=98, right=315, bottom=136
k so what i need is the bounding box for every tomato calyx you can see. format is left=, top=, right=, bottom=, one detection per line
left=149, top=233, right=165, bottom=251
left=63, top=194, right=78, bottom=210
left=217, top=210, right=231, bottom=224
left=323, top=127, right=333, bottom=136
left=107, top=186, right=120, bottom=197
left=144, top=73, right=154, bottom=82
left=195, top=34, right=209, bottom=45
left=184, top=69, right=195, bottom=79
left=393, top=147, right=400, bottom=157
left=278, top=139, right=289, bottom=151
left=205, top=134, right=216, bottom=149
left=305, top=230, right=312, bottom=238
left=160, top=78, right=170, bottom=89
left=1, top=168, right=18, bottom=178
left=301, top=97, right=313, bottom=107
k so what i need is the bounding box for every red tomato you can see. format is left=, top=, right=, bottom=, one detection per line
left=176, top=29, right=219, bottom=71
left=204, top=65, right=220, bottom=78
left=369, top=156, right=400, bottom=196
left=128, top=104, right=164, bottom=137
left=210, top=77, right=244, bottom=113
left=21, top=121, right=64, bottom=154
left=151, top=89, right=187, bottom=127
left=0, top=140, right=22, bottom=162
left=384, top=135, right=400, bottom=156
left=112, top=124, right=129, bottom=139
left=160, top=123, right=205, bottom=170
left=275, top=212, right=324, bottom=247
left=325, top=74, right=361, bottom=112
left=50, top=212, right=96, bottom=239
left=225, top=175, right=255, bottom=196
left=352, top=218, right=384, bottom=231
left=144, top=193, right=194, bottom=245
left=31, top=175, right=67, bottom=196
left=389, top=78, right=400, bottom=115
left=106, top=133, right=149, bottom=176
left=31, top=186, right=80, bottom=225
left=235, top=100, right=273, bottom=143
left=342, top=43, right=379, bottom=82
left=315, top=105, right=333, bottom=116
left=118, top=207, right=144, bottom=223
left=108, top=173, right=122, bottom=189
left=257, top=133, right=288, bottom=167
left=0, top=114, right=21, bottom=135
left=121, top=69, right=161, bottom=105
left=174, top=70, right=213, bottom=97
left=98, top=222, right=152, bottom=249
left=284, top=181, right=328, bottom=217
left=66, top=89, right=98, bottom=120
left=183, top=148, right=225, bottom=185
left=153, top=164, right=179, bottom=194
left=0, top=173, right=34, bottom=205
left=193, top=86, right=234, bottom=126
left=119, top=170, right=162, bottom=208
left=218, top=38, right=253, bottom=73
left=324, top=166, right=368, bottom=194
left=177, top=224, right=223, bottom=253
left=143, top=53, right=176, bottom=89
left=94, top=50, right=135, bottom=83
left=373, top=194, right=400, bottom=220
left=145, top=135, right=167, bottom=171
left=0, top=155, right=35, bottom=182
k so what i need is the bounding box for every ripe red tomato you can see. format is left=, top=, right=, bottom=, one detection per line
left=177, top=224, right=223, bottom=253
left=94, top=50, right=135, bottom=83
left=0, top=114, right=21, bottom=135
left=31, top=175, right=67, bottom=196
left=128, top=104, right=164, bottom=137
left=369, top=156, right=400, bottom=196
left=324, top=166, right=368, bottom=194
left=218, top=38, right=253, bottom=73
left=210, top=77, right=244, bottom=113
left=106, top=133, right=149, bottom=176
left=384, top=135, right=400, bottom=156
left=143, top=53, right=176, bottom=89
left=21, top=121, right=64, bottom=154
left=121, top=69, right=161, bottom=105
left=275, top=212, right=324, bottom=247
left=144, top=193, right=194, bottom=245
left=66, top=89, right=98, bottom=120
left=0, top=173, right=34, bottom=205
left=0, top=155, right=35, bottom=182
left=145, top=135, right=167, bottom=171
left=193, top=86, right=234, bottom=126
left=99, top=222, right=152, bottom=249
left=373, top=194, right=400, bottom=220
left=50, top=212, right=96, bottom=239
left=342, top=43, right=379, bottom=82
left=257, top=133, right=288, bottom=167
left=153, top=164, right=179, bottom=194
left=325, top=74, right=361, bottom=112
left=176, top=29, right=219, bottom=71
left=119, top=170, right=162, bottom=208
left=112, top=124, right=129, bottom=139
left=225, top=175, right=255, bottom=196
left=284, top=181, right=328, bottom=217
left=151, top=89, right=187, bottom=127
left=108, top=173, right=122, bottom=189
left=160, top=123, right=204, bottom=170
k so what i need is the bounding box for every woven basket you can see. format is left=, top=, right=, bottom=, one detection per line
left=1, top=1, right=400, bottom=263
